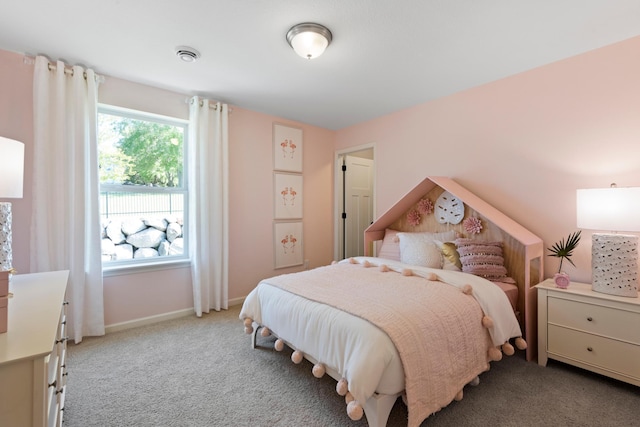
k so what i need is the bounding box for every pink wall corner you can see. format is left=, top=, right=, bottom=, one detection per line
left=336, top=36, right=640, bottom=283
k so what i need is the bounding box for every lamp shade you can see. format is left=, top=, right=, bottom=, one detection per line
left=0, top=136, right=24, bottom=199
left=286, top=23, right=332, bottom=59
left=576, top=187, right=640, bottom=232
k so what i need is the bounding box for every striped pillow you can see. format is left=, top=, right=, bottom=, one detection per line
left=378, top=229, right=401, bottom=261
left=455, top=238, right=515, bottom=283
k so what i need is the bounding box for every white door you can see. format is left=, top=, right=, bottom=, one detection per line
left=342, top=155, right=374, bottom=258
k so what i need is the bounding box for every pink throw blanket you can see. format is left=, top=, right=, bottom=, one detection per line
left=264, top=261, right=492, bottom=427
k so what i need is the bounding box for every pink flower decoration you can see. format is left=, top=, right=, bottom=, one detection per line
left=463, top=216, right=482, bottom=234
left=406, top=209, right=421, bottom=226
left=417, top=198, right=434, bottom=214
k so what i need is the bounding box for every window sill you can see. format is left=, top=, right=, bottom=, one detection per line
left=102, top=258, right=191, bottom=277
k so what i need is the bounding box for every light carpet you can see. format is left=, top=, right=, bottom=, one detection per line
left=64, top=305, right=639, bottom=426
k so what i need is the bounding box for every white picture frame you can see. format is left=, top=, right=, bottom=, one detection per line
left=274, top=172, right=303, bottom=219
left=273, top=123, right=303, bottom=172
left=274, top=221, right=303, bottom=269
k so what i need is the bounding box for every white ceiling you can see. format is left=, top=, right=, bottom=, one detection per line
left=1, top=1, right=640, bottom=130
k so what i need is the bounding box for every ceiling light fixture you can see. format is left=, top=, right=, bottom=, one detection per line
left=286, top=23, right=332, bottom=60
left=175, top=46, right=200, bottom=63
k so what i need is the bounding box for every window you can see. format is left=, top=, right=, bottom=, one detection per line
left=98, top=105, right=188, bottom=267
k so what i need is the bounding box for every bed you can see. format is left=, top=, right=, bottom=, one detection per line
left=240, top=176, right=543, bottom=427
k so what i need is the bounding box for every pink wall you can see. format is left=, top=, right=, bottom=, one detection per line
left=0, top=51, right=33, bottom=276
left=0, top=49, right=335, bottom=327
left=228, top=108, right=335, bottom=299
left=336, top=36, right=640, bottom=284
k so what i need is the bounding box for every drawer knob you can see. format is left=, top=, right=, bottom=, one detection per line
left=48, top=380, right=56, bottom=388
left=587, top=317, right=593, bottom=322
left=587, top=347, right=593, bottom=352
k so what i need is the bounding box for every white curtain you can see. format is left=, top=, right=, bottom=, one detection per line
left=189, top=97, right=229, bottom=315
left=31, top=56, right=104, bottom=343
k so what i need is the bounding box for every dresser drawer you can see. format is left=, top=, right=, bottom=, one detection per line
left=548, top=297, right=640, bottom=345
left=548, top=324, right=640, bottom=380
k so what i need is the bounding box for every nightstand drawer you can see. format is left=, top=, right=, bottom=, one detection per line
left=548, top=325, right=640, bottom=379
left=548, top=297, right=640, bottom=344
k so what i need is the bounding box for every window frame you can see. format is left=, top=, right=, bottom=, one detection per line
left=98, top=104, right=190, bottom=274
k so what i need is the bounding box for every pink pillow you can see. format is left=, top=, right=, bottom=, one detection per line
left=455, top=238, right=515, bottom=283
left=378, top=229, right=401, bottom=261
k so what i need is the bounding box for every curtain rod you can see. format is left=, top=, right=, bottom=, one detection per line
left=23, top=55, right=105, bottom=83
left=186, top=97, right=232, bottom=113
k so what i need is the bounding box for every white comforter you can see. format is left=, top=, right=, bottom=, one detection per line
left=241, top=269, right=406, bottom=398
left=240, top=257, right=522, bottom=423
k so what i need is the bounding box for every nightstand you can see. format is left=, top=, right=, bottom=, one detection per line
left=536, top=278, right=640, bottom=386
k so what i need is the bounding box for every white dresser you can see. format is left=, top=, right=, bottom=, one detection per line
left=0, top=270, right=70, bottom=427
left=536, top=278, right=640, bottom=386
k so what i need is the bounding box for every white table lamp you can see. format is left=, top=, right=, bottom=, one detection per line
left=577, top=185, right=640, bottom=298
left=0, top=136, right=25, bottom=272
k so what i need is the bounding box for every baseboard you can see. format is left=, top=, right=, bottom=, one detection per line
left=105, top=308, right=194, bottom=334
left=105, top=297, right=246, bottom=334
left=228, top=296, right=245, bottom=307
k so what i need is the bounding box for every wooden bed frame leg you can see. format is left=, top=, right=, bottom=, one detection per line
left=251, top=324, right=260, bottom=349
left=363, top=393, right=399, bottom=427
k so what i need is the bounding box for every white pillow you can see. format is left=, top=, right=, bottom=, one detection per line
left=397, top=230, right=456, bottom=268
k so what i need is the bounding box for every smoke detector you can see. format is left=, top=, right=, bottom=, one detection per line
left=175, top=46, right=200, bottom=62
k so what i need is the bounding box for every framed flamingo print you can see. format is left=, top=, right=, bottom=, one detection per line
left=274, top=172, right=303, bottom=219
left=274, top=221, right=303, bottom=268
left=273, top=123, right=303, bottom=172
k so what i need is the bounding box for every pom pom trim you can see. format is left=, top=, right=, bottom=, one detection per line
left=291, top=350, right=304, bottom=364
left=502, top=342, right=515, bottom=356
left=482, top=315, right=494, bottom=329
left=346, top=400, right=364, bottom=421
left=312, top=363, right=326, bottom=378
left=336, top=378, right=348, bottom=396
left=488, top=346, right=503, bottom=362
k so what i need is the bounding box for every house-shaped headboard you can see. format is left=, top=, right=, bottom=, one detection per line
left=364, top=176, right=544, bottom=361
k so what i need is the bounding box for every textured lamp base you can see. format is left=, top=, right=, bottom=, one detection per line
left=0, top=202, right=12, bottom=272
left=592, top=233, right=638, bottom=298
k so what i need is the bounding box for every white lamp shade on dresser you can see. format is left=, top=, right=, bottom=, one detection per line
left=0, top=136, right=25, bottom=199
left=577, top=187, right=640, bottom=232
left=0, top=136, right=25, bottom=272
